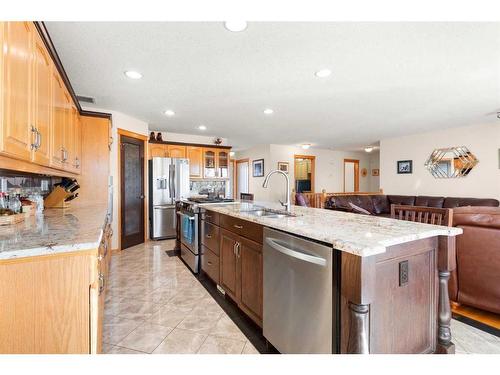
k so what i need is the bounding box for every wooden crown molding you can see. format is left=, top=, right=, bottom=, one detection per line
left=33, top=21, right=112, bottom=120
left=149, top=140, right=232, bottom=149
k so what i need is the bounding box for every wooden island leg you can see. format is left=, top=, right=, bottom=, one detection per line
left=347, top=302, right=370, bottom=354
left=436, top=236, right=457, bottom=354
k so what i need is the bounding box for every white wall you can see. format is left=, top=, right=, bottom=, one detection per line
left=88, top=108, right=149, bottom=250
left=369, top=151, right=380, bottom=192
left=235, top=144, right=378, bottom=202
left=380, top=123, right=500, bottom=200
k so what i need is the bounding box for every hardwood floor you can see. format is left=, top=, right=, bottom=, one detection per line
left=103, top=239, right=500, bottom=354
left=452, top=303, right=500, bottom=331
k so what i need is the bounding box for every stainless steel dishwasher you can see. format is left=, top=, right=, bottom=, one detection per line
left=263, top=227, right=337, bottom=354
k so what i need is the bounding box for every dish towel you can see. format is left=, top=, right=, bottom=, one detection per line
left=183, top=216, right=193, bottom=243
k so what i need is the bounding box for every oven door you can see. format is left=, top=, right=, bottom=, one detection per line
left=179, top=211, right=198, bottom=254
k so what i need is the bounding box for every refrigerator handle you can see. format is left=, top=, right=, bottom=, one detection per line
left=169, top=164, right=176, bottom=199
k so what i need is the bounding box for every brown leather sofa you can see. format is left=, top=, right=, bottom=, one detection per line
left=324, top=194, right=499, bottom=216
left=449, top=206, right=500, bottom=315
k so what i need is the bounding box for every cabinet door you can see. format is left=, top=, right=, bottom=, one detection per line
left=218, top=150, right=229, bottom=178
left=203, top=148, right=216, bottom=178
left=72, top=113, right=82, bottom=173
left=50, top=72, right=65, bottom=169
left=167, top=144, right=186, bottom=158
left=238, top=236, right=263, bottom=324
left=62, top=99, right=74, bottom=169
left=1, top=22, right=33, bottom=161
left=32, top=32, right=52, bottom=166
left=187, top=146, right=203, bottom=177
left=220, top=228, right=239, bottom=300
left=149, top=143, right=167, bottom=159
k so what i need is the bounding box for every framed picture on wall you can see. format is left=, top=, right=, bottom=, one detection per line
left=277, top=161, right=289, bottom=173
left=372, top=168, right=380, bottom=176
left=252, top=159, right=265, bottom=177
left=397, top=160, right=413, bottom=174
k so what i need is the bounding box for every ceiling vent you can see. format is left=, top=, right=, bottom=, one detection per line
left=76, top=95, right=95, bottom=104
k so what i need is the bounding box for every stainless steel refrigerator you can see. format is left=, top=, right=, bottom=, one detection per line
left=149, top=157, right=190, bottom=239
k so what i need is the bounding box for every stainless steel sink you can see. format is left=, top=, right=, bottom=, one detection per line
left=246, top=208, right=296, bottom=218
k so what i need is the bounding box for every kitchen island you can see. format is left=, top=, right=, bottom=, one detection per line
left=0, top=205, right=112, bottom=353
left=200, top=201, right=462, bottom=354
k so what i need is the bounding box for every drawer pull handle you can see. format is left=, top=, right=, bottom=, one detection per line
left=233, top=224, right=243, bottom=229
left=206, top=234, right=212, bottom=238
left=205, top=215, right=212, bottom=218
left=207, top=261, right=212, bottom=265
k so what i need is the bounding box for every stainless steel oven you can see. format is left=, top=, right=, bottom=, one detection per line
left=179, top=205, right=199, bottom=273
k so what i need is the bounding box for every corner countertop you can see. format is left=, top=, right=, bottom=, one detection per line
left=0, top=205, right=109, bottom=261
left=201, top=201, right=463, bottom=257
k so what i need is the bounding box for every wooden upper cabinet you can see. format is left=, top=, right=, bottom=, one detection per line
left=72, top=112, right=82, bottom=174
left=203, top=148, right=217, bottom=178
left=50, top=71, right=66, bottom=170
left=1, top=22, right=34, bottom=161
left=187, top=146, right=203, bottom=177
left=148, top=143, right=167, bottom=159
left=32, top=31, right=52, bottom=166
left=218, top=150, right=229, bottom=178
left=167, top=144, right=186, bottom=158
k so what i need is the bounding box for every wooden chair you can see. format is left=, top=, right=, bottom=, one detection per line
left=390, top=204, right=453, bottom=226
left=240, top=193, right=254, bottom=201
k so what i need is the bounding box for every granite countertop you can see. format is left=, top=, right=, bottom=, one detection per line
left=0, top=205, right=109, bottom=260
left=201, top=201, right=463, bottom=257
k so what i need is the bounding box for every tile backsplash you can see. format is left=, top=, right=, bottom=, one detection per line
left=190, top=180, right=228, bottom=197
left=0, top=170, right=57, bottom=196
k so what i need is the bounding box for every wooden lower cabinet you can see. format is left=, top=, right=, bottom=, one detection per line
left=203, top=211, right=263, bottom=327
left=0, top=222, right=111, bottom=354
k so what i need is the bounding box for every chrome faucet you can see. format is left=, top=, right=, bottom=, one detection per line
left=262, top=170, right=291, bottom=212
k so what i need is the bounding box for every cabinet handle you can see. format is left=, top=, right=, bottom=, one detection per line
left=30, top=126, right=37, bottom=150
left=74, top=157, right=80, bottom=168
left=233, top=224, right=243, bottom=229
left=236, top=242, right=241, bottom=258
left=206, top=234, right=212, bottom=238
left=205, top=215, right=212, bottom=219
left=233, top=242, right=237, bottom=255
left=98, top=273, right=105, bottom=295
left=36, top=130, right=42, bottom=150
left=207, top=261, right=212, bottom=266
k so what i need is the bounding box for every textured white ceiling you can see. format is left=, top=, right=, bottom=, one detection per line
left=45, top=22, right=500, bottom=150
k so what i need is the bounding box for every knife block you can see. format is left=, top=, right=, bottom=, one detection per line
left=44, top=186, right=72, bottom=209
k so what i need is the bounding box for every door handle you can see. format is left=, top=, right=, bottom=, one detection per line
left=265, top=237, right=327, bottom=266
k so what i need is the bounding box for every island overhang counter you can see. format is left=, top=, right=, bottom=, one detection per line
left=199, top=201, right=462, bottom=354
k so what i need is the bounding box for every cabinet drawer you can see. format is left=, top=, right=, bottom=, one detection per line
left=220, top=214, right=263, bottom=244
left=201, top=245, right=220, bottom=284
left=202, top=210, right=219, bottom=225
left=201, top=220, right=220, bottom=254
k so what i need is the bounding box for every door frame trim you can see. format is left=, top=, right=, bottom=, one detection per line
left=343, top=158, right=360, bottom=192
left=117, top=128, right=148, bottom=251
left=294, top=154, right=316, bottom=193
left=235, top=158, right=250, bottom=199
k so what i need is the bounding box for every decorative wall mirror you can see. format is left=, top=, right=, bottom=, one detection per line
left=424, top=146, right=478, bottom=178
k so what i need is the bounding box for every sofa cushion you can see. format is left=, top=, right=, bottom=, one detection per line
left=372, top=195, right=390, bottom=214
left=351, top=195, right=375, bottom=214
left=444, top=197, right=500, bottom=208
left=415, top=196, right=445, bottom=208
left=348, top=202, right=372, bottom=215
left=388, top=195, right=415, bottom=206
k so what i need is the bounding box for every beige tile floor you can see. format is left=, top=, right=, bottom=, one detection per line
left=103, top=240, right=258, bottom=354
left=103, top=240, right=500, bottom=354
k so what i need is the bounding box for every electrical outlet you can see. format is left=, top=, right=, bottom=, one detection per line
left=399, top=260, right=409, bottom=286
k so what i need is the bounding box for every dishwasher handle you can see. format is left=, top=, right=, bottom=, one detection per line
left=265, top=237, right=327, bottom=267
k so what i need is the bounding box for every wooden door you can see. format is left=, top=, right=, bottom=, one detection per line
left=120, top=135, right=145, bottom=249
left=187, top=146, right=203, bottom=177
left=149, top=143, right=167, bottom=159
left=32, top=31, right=52, bottom=166
left=1, top=22, right=33, bottom=161
left=203, top=148, right=216, bottom=178
left=343, top=159, right=360, bottom=192
left=238, top=236, right=263, bottom=324
left=51, top=72, right=65, bottom=169
left=167, top=144, right=186, bottom=158
left=220, top=228, right=239, bottom=300
left=218, top=150, right=229, bottom=178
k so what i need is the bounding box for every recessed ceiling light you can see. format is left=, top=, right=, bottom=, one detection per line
left=301, top=144, right=311, bottom=150
left=364, top=147, right=374, bottom=153
left=164, top=110, right=175, bottom=117
left=315, top=69, right=332, bottom=78
left=198, top=125, right=207, bottom=131
left=224, top=21, right=248, bottom=32
left=124, top=70, right=143, bottom=79
left=263, top=108, right=274, bottom=115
